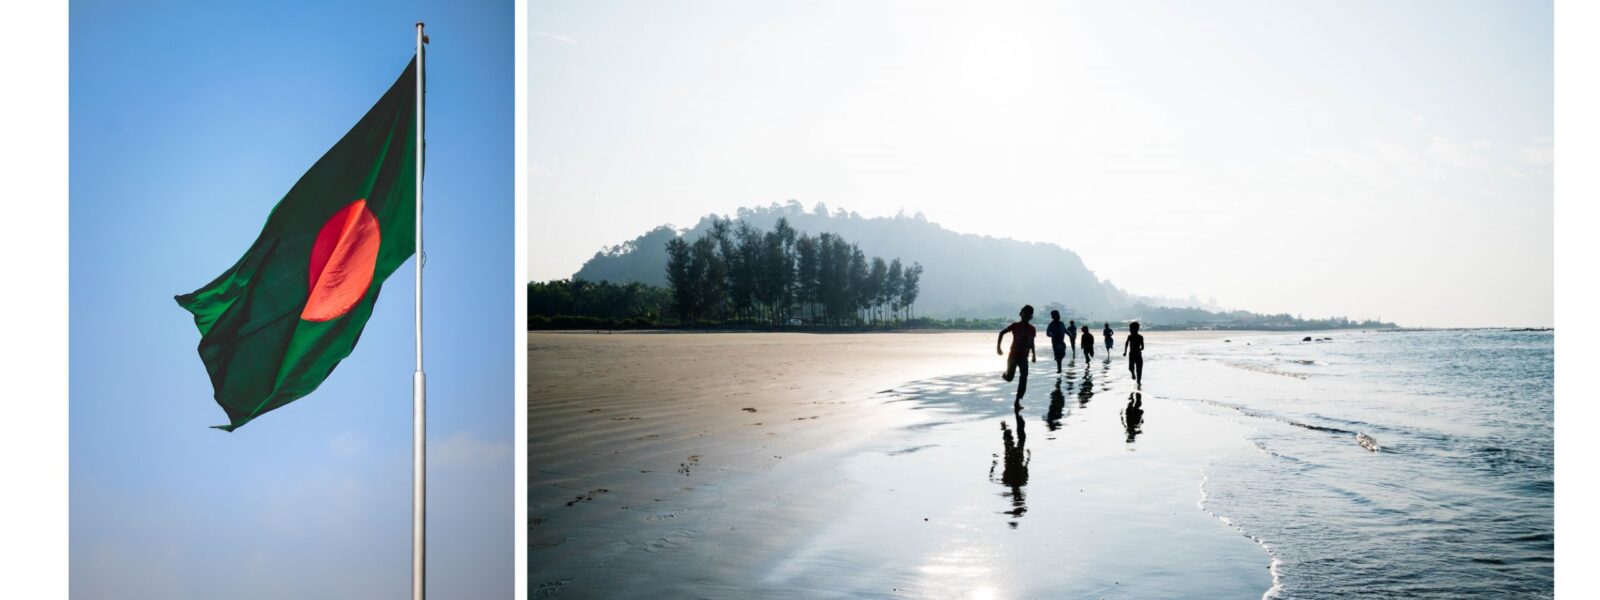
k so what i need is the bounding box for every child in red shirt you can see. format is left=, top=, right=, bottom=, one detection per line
left=996, top=304, right=1038, bottom=403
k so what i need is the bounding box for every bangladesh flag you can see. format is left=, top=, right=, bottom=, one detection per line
left=176, top=55, right=422, bottom=431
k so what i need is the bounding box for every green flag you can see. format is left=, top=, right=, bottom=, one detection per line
left=176, top=55, right=422, bottom=431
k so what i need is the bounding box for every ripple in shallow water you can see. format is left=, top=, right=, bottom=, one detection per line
left=1187, top=330, right=1553, bottom=599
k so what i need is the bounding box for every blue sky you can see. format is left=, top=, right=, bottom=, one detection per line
left=531, top=0, right=1552, bottom=327
left=71, top=1, right=511, bottom=597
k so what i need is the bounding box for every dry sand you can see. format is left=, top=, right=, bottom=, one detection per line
left=529, top=330, right=1270, bottom=598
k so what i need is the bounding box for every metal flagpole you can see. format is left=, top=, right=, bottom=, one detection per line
left=412, top=20, right=427, bottom=600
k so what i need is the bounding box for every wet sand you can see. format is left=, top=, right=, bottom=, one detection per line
left=530, top=331, right=1272, bottom=598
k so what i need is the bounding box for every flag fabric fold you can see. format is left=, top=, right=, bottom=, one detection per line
left=176, top=55, right=422, bottom=431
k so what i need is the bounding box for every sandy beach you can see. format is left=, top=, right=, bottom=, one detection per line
left=532, top=328, right=1556, bottom=598
left=530, top=330, right=1277, bottom=598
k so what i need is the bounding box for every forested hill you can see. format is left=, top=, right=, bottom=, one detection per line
left=573, top=201, right=1134, bottom=318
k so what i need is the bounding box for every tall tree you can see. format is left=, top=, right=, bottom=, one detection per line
left=867, top=257, right=888, bottom=324
left=692, top=236, right=722, bottom=322
left=817, top=233, right=842, bottom=324
left=847, top=245, right=868, bottom=324
left=665, top=236, right=694, bottom=322
left=900, top=262, right=923, bottom=321
left=727, top=221, right=762, bottom=322
left=794, top=234, right=818, bottom=323
left=760, top=223, right=795, bottom=324
left=708, top=217, right=733, bottom=319
left=770, top=218, right=798, bottom=323
left=885, top=258, right=904, bottom=323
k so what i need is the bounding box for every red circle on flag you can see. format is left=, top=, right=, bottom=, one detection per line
left=302, top=199, right=381, bottom=322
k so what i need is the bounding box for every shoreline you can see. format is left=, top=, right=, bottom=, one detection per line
left=529, top=325, right=1414, bottom=335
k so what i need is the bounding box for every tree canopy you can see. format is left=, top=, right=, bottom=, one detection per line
left=664, top=217, right=921, bottom=326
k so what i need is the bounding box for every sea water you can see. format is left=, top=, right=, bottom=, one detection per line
left=1178, top=329, right=1554, bottom=598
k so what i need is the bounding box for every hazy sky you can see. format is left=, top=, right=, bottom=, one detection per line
left=530, top=0, right=1552, bottom=328
left=71, top=1, right=511, bottom=597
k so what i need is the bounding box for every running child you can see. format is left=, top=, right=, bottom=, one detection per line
left=1103, top=323, right=1115, bottom=355
left=996, top=304, right=1038, bottom=402
left=1045, top=310, right=1069, bottom=373
left=1123, top=321, right=1146, bottom=386
left=1079, top=325, right=1095, bottom=360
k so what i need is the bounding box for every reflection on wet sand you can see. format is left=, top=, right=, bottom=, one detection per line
left=1123, top=392, right=1145, bottom=444
left=1078, top=369, right=1095, bottom=406
left=1045, top=380, right=1067, bottom=431
left=882, top=372, right=1048, bottom=419
left=990, top=408, right=1030, bottom=528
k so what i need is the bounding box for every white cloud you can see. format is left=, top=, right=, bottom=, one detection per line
left=433, top=431, right=512, bottom=467
left=534, top=31, right=578, bottom=46
left=1427, top=135, right=1493, bottom=169
left=1287, top=141, right=1428, bottom=183
left=1521, top=137, right=1553, bottom=164
left=1367, top=141, right=1425, bottom=171
left=327, top=431, right=367, bottom=458
left=1290, top=145, right=1382, bottom=178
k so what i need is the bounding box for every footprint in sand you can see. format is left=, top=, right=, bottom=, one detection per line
left=534, top=579, right=574, bottom=597
left=564, top=488, right=610, bottom=507
left=678, top=455, right=700, bottom=475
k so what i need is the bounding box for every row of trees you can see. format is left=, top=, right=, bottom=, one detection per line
left=527, top=279, right=671, bottom=322
left=665, top=217, right=923, bottom=326
left=1121, top=303, right=1395, bottom=330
